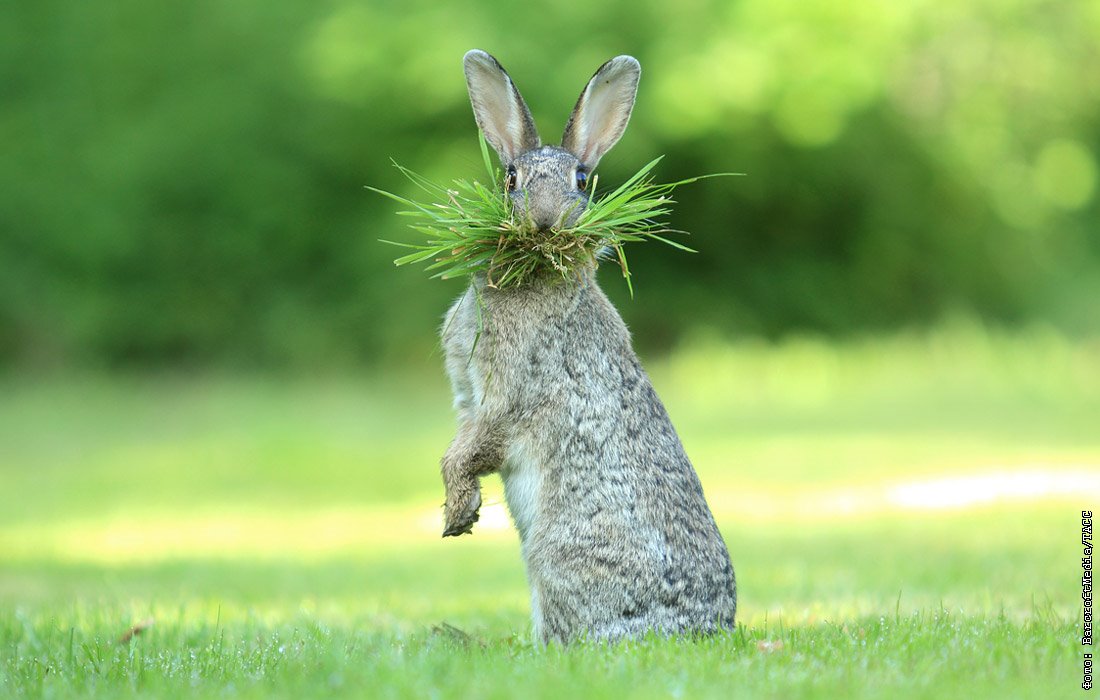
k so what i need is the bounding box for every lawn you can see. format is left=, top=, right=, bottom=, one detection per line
left=1, top=322, right=1096, bottom=698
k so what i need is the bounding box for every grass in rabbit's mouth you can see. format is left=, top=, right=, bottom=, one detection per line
left=369, top=134, right=737, bottom=296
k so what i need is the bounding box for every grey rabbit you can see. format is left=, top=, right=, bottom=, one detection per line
left=439, top=49, right=736, bottom=644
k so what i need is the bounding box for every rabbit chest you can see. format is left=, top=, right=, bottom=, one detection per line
left=442, top=275, right=640, bottom=538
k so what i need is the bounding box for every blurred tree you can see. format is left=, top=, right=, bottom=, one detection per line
left=0, top=0, right=1097, bottom=368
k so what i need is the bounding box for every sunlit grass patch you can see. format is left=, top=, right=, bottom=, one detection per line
left=0, top=503, right=1074, bottom=624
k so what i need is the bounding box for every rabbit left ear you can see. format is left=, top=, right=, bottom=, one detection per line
left=464, top=50, right=541, bottom=164
left=561, top=56, right=641, bottom=170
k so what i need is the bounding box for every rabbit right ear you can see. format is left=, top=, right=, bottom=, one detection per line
left=561, top=56, right=641, bottom=170
left=463, top=50, right=540, bottom=164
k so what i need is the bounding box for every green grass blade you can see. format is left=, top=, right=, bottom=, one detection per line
left=370, top=142, right=729, bottom=292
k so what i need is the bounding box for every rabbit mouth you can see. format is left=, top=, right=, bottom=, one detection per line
left=510, top=190, right=588, bottom=233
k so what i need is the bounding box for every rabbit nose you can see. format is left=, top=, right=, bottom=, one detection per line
left=527, top=202, right=561, bottom=232
left=533, top=213, right=558, bottom=231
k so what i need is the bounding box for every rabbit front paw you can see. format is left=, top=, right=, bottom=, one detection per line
left=442, top=481, right=482, bottom=537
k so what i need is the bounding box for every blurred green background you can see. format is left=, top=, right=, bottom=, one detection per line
left=0, top=3, right=1097, bottom=694
left=2, top=0, right=1098, bottom=369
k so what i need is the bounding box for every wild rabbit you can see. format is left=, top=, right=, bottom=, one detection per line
left=439, top=49, right=736, bottom=644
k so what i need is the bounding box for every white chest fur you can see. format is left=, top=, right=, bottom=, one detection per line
left=500, top=438, right=542, bottom=544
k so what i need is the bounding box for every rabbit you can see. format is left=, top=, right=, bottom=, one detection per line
left=438, top=49, right=736, bottom=644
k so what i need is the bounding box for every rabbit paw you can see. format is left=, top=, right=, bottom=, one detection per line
left=443, top=484, right=482, bottom=537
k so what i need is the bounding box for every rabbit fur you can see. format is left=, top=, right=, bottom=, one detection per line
left=439, top=49, right=736, bottom=644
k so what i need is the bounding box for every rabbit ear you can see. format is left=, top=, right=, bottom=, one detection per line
left=463, top=50, right=540, bottom=164
left=561, top=56, right=641, bottom=169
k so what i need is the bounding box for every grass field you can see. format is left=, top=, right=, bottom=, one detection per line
left=1, top=322, right=1096, bottom=698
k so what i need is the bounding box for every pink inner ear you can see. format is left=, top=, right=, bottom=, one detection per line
left=575, top=89, right=629, bottom=163
left=564, top=57, right=639, bottom=168
left=465, top=53, right=539, bottom=162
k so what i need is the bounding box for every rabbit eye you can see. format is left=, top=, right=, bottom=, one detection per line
left=505, top=167, right=518, bottom=192
left=575, top=169, right=588, bottom=191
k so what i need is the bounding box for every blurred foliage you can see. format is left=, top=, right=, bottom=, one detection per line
left=1, top=0, right=1098, bottom=368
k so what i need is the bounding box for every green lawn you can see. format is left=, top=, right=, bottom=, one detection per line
left=1, top=323, right=1096, bottom=698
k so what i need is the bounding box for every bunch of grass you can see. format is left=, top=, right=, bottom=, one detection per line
left=370, top=136, right=733, bottom=296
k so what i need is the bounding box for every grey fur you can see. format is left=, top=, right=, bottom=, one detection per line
left=441, top=50, right=736, bottom=644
